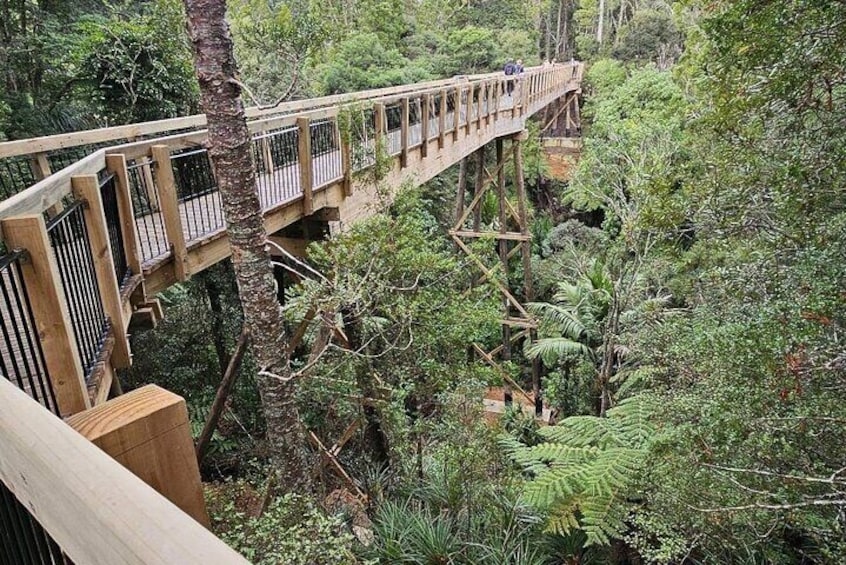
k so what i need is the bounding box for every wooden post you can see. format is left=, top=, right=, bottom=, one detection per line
left=105, top=154, right=143, bottom=282
left=260, top=130, right=274, bottom=175
left=472, top=146, right=484, bottom=232
left=374, top=102, right=386, bottom=153
left=150, top=145, right=189, bottom=282
left=67, top=385, right=210, bottom=526
left=339, top=124, right=353, bottom=197
left=1, top=215, right=90, bottom=416
left=453, top=86, right=461, bottom=142
left=420, top=94, right=430, bottom=158
left=495, top=138, right=512, bottom=405
left=513, top=131, right=542, bottom=415
left=297, top=117, right=314, bottom=215
left=476, top=83, right=484, bottom=131
left=400, top=97, right=409, bottom=168
left=465, top=83, right=474, bottom=136
left=29, top=152, right=52, bottom=181
left=438, top=90, right=446, bottom=149
left=0, top=379, right=249, bottom=564
left=71, top=175, right=132, bottom=369
left=140, top=157, right=160, bottom=212
left=485, top=81, right=493, bottom=126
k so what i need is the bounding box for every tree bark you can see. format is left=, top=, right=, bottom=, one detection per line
left=597, top=0, right=606, bottom=44
left=181, top=0, right=312, bottom=491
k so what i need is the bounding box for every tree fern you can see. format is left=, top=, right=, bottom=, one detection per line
left=504, top=395, right=656, bottom=546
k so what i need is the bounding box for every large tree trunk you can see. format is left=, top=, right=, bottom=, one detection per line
left=181, top=0, right=312, bottom=491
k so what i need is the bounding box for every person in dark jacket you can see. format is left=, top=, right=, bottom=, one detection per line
left=504, top=59, right=516, bottom=95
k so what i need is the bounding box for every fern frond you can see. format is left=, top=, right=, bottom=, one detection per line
left=526, top=337, right=591, bottom=366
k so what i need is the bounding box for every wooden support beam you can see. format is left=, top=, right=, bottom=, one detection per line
left=453, top=144, right=514, bottom=230
left=438, top=90, right=446, bottom=149
left=451, top=235, right=530, bottom=318
left=308, top=206, right=341, bottom=222
left=297, top=117, right=314, bottom=215
left=400, top=98, right=410, bottom=168
left=488, top=329, right=528, bottom=358
left=476, top=83, right=484, bottom=130
left=67, top=385, right=210, bottom=526
left=105, top=154, right=143, bottom=283
left=472, top=343, right=533, bottom=405
left=503, top=317, right=538, bottom=328
left=449, top=229, right=531, bottom=241
left=71, top=175, right=132, bottom=369
left=150, top=145, right=189, bottom=282
left=29, top=152, right=52, bottom=181
left=420, top=94, right=430, bottom=158
left=267, top=235, right=311, bottom=258
left=1, top=215, right=90, bottom=416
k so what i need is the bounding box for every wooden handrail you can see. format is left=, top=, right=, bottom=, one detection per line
left=0, top=64, right=584, bottom=243
left=0, top=64, right=578, bottom=160
left=0, top=378, right=249, bottom=564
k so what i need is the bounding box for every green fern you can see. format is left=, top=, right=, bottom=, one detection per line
left=505, top=395, right=656, bottom=546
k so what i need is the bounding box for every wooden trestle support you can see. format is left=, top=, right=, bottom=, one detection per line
left=451, top=131, right=545, bottom=419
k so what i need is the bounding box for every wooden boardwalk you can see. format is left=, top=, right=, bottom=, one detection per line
left=0, top=64, right=583, bottom=416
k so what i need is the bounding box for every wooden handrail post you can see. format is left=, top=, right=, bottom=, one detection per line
left=485, top=81, right=493, bottom=126
left=339, top=121, right=353, bottom=197
left=260, top=129, right=274, bottom=175
left=374, top=102, right=386, bottom=156
left=71, top=174, right=132, bottom=369
left=140, top=157, right=160, bottom=212
left=150, top=145, right=189, bottom=282
left=105, top=154, right=143, bottom=281
left=476, top=83, right=484, bottom=130
left=297, top=117, right=314, bottom=215
left=453, top=86, right=461, bottom=142
left=465, top=83, right=475, bottom=136
left=1, top=215, right=89, bottom=416
left=420, top=94, right=430, bottom=158
left=438, top=89, right=446, bottom=149
left=400, top=97, right=409, bottom=168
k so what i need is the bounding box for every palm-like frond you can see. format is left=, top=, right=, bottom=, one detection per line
left=526, top=337, right=592, bottom=366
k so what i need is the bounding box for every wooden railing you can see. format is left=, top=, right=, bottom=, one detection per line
left=0, top=62, right=582, bottom=562
left=0, top=377, right=249, bottom=564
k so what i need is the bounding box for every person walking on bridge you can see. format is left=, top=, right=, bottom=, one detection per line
left=504, top=58, right=517, bottom=95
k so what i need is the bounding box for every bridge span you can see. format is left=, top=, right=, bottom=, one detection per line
left=0, top=62, right=582, bottom=563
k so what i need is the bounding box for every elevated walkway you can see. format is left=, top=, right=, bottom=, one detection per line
left=0, top=62, right=583, bottom=563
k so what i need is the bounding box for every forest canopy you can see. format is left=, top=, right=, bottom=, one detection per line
left=1, top=0, right=844, bottom=563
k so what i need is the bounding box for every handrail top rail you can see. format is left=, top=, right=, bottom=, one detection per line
left=0, top=63, right=578, bottom=160
left=0, top=378, right=250, bottom=564
left=0, top=63, right=583, bottom=242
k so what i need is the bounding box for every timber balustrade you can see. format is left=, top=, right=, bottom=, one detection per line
left=0, top=62, right=582, bottom=562
left=0, top=377, right=250, bottom=565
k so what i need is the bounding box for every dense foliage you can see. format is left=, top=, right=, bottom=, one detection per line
left=5, top=0, right=845, bottom=562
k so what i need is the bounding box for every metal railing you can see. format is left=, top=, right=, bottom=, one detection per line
left=99, top=173, right=131, bottom=288
left=0, top=480, right=68, bottom=565
left=0, top=249, right=60, bottom=415
left=171, top=148, right=224, bottom=242
left=46, top=200, right=109, bottom=379
left=127, top=159, right=170, bottom=263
